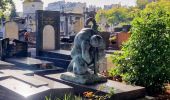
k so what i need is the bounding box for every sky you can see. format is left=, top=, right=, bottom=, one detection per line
left=13, top=0, right=136, bottom=12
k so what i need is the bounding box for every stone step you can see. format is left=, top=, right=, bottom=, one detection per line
left=36, top=56, right=70, bottom=69
left=40, top=50, right=72, bottom=60
left=12, top=75, right=48, bottom=87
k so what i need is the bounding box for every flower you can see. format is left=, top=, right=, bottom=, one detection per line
left=83, top=91, right=94, bottom=98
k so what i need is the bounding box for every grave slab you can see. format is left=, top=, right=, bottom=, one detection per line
left=0, top=78, right=50, bottom=100
left=12, top=75, right=48, bottom=87
left=33, top=74, right=73, bottom=89
left=5, top=57, right=55, bottom=71
left=0, top=61, right=14, bottom=66
left=0, top=69, right=34, bottom=76
left=0, top=75, right=73, bottom=100
left=6, top=57, right=52, bottom=65
left=0, top=73, right=10, bottom=80
left=42, top=73, right=145, bottom=100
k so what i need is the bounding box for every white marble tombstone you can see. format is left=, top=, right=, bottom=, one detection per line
left=4, top=21, right=19, bottom=39
left=43, top=25, right=55, bottom=50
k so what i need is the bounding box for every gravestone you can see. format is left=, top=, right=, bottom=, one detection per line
left=0, top=38, right=9, bottom=60
left=36, top=10, right=60, bottom=56
left=4, top=21, right=19, bottom=39
left=0, top=38, right=28, bottom=59
left=35, top=11, right=71, bottom=69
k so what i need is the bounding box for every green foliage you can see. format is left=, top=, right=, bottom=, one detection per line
left=111, top=1, right=170, bottom=95
left=45, top=94, right=82, bottom=100
left=95, top=6, right=143, bottom=28
left=9, top=0, right=17, bottom=19
left=95, top=7, right=132, bottom=26
left=84, top=85, right=115, bottom=100
left=0, top=0, right=17, bottom=19
left=136, top=0, right=149, bottom=9
left=57, top=94, right=82, bottom=100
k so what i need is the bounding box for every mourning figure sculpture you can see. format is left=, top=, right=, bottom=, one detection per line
left=61, top=18, right=107, bottom=84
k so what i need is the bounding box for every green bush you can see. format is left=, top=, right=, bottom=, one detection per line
left=45, top=94, right=82, bottom=100
left=111, top=5, right=170, bottom=95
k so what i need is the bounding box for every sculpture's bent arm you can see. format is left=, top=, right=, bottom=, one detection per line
left=81, top=40, right=92, bottom=64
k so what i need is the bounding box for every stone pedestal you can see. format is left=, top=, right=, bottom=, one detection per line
left=44, top=73, right=146, bottom=100
left=60, top=72, right=107, bottom=85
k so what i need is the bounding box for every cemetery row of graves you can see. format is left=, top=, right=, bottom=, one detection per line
left=0, top=2, right=170, bottom=99
left=0, top=10, right=146, bottom=100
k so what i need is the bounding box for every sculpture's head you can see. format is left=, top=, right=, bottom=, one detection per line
left=90, top=35, right=103, bottom=47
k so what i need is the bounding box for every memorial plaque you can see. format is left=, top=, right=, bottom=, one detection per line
left=43, top=25, right=55, bottom=50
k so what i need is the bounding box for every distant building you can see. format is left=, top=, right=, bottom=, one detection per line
left=104, top=4, right=120, bottom=10
left=46, top=1, right=86, bottom=36
left=88, top=5, right=101, bottom=12
left=45, top=1, right=86, bottom=14
left=60, top=13, right=84, bottom=36
left=23, top=0, right=43, bottom=32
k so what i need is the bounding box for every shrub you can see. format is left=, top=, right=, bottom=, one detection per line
left=111, top=5, right=170, bottom=95
left=45, top=94, right=82, bottom=100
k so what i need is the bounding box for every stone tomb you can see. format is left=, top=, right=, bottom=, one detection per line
left=40, top=73, right=145, bottom=100
left=5, top=57, right=58, bottom=71
left=0, top=74, right=73, bottom=100
left=4, top=21, right=19, bottom=39
left=35, top=11, right=72, bottom=69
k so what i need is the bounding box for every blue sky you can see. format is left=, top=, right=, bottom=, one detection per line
left=13, top=0, right=136, bottom=12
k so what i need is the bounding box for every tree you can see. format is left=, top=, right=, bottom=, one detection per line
left=112, top=0, right=170, bottom=95
left=9, top=0, right=17, bottom=19
left=95, top=6, right=131, bottom=26
left=136, top=0, right=149, bottom=9
left=0, top=0, right=17, bottom=19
